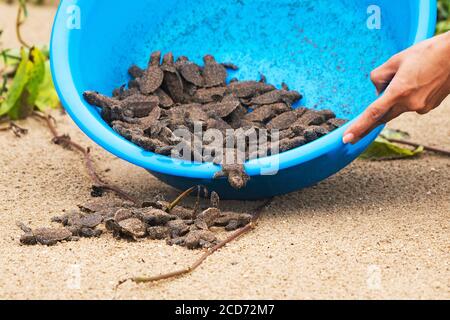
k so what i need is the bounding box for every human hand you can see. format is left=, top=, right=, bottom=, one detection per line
left=343, top=32, right=450, bottom=144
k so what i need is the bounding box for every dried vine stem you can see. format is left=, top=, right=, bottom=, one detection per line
left=118, top=199, right=273, bottom=287
left=33, top=111, right=140, bottom=205
left=0, top=121, right=28, bottom=137
left=166, top=186, right=196, bottom=213
left=16, top=1, right=31, bottom=49
left=383, top=137, right=450, bottom=157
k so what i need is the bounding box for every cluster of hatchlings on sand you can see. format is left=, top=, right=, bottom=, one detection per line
left=18, top=193, right=253, bottom=250
left=84, top=52, right=348, bottom=189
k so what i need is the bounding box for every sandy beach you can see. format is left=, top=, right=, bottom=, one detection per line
left=0, top=3, right=449, bottom=300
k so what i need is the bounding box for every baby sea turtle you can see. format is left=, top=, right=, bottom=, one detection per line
left=221, top=62, right=239, bottom=70
left=244, top=103, right=291, bottom=123
left=214, top=164, right=250, bottom=190
left=105, top=217, right=147, bottom=241
left=52, top=211, right=103, bottom=238
left=17, top=222, right=77, bottom=246
left=202, top=55, right=227, bottom=88
left=326, top=118, right=348, bottom=130
left=113, top=208, right=134, bottom=222
left=227, top=105, right=249, bottom=129
left=131, top=135, right=168, bottom=152
left=202, top=100, right=241, bottom=119
left=139, top=51, right=165, bottom=95
left=193, top=87, right=227, bottom=104
left=161, top=52, right=185, bottom=103
left=303, top=126, right=329, bottom=142
left=295, top=110, right=328, bottom=126
left=195, top=207, right=221, bottom=230
left=166, top=220, right=191, bottom=238
left=135, top=207, right=177, bottom=226
left=266, top=108, right=307, bottom=130
left=214, top=212, right=253, bottom=231
left=135, top=106, right=162, bottom=134
left=227, top=81, right=275, bottom=99
left=120, top=94, right=160, bottom=118
left=83, top=91, right=117, bottom=109
left=83, top=91, right=158, bottom=123
left=250, top=89, right=302, bottom=105
left=184, top=229, right=218, bottom=249
left=278, top=136, right=307, bottom=152
left=154, top=88, right=174, bottom=109
left=79, top=198, right=133, bottom=214
left=112, top=85, right=126, bottom=100
left=259, top=73, right=267, bottom=83
left=128, top=64, right=144, bottom=79
left=178, top=59, right=204, bottom=87
left=207, top=115, right=232, bottom=130
left=147, top=226, right=170, bottom=240
left=169, top=205, right=196, bottom=220
left=210, top=191, right=220, bottom=208
left=319, top=109, right=337, bottom=121
left=112, top=121, right=144, bottom=141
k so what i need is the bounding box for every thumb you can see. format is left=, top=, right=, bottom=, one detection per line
left=370, top=55, right=401, bottom=95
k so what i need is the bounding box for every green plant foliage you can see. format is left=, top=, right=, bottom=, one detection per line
left=437, top=0, right=450, bottom=34
left=1, top=49, right=21, bottom=68
left=360, top=130, right=424, bottom=161
left=380, top=128, right=410, bottom=141
left=0, top=47, right=59, bottom=119
left=0, top=48, right=31, bottom=118
left=35, top=60, right=60, bottom=111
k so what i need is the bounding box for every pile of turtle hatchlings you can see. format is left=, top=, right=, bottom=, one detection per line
left=18, top=192, right=252, bottom=249
left=83, top=52, right=348, bottom=189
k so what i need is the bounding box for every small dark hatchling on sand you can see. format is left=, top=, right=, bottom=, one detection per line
left=18, top=193, right=257, bottom=250
left=17, top=222, right=78, bottom=246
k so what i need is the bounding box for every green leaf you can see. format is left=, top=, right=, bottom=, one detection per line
left=35, top=61, right=60, bottom=111
left=0, top=48, right=30, bottom=117
left=437, top=0, right=450, bottom=34
left=438, top=0, right=450, bottom=20
left=436, top=20, right=450, bottom=34
left=0, top=49, right=22, bottom=68
left=380, top=128, right=410, bottom=141
left=0, top=47, right=55, bottom=119
left=0, top=47, right=59, bottom=119
left=360, top=136, right=424, bottom=161
left=8, top=47, right=46, bottom=119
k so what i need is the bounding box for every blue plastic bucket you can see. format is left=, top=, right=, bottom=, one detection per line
left=50, top=0, right=437, bottom=199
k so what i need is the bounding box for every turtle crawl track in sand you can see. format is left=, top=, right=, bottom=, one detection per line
left=84, top=52, right=348, bottom=189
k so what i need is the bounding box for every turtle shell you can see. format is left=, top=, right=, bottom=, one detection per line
left=79, top=213, right=103, bottom=229
left=34, top=228, right=73, bottom=245
left=227, top=81, right=275, bottom=99
left=202, top=55, right=227, bottom=87
left=180, top=63, right=204, bottom=87
left=140, top=66, right=164, bottom=95
left=118, top=218, right=147, bottom=239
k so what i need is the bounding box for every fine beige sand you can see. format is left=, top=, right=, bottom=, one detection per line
left=0, top=3, right=449, bottom=300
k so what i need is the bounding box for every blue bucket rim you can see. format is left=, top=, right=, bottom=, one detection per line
left=50, top=0, right=437, bottom=179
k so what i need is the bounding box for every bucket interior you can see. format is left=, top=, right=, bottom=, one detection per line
left=72, top=0, right=416, bottom=121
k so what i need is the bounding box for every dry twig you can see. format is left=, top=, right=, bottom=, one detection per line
left=383, top=137, right=450, bottom=157
left=33, top=111, right=140, bottom=205
left=117, top=198, right=273, bottom=287
left=0, top=121, right=28, bottom=137
left=15, top=1, right=31, bottom=48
